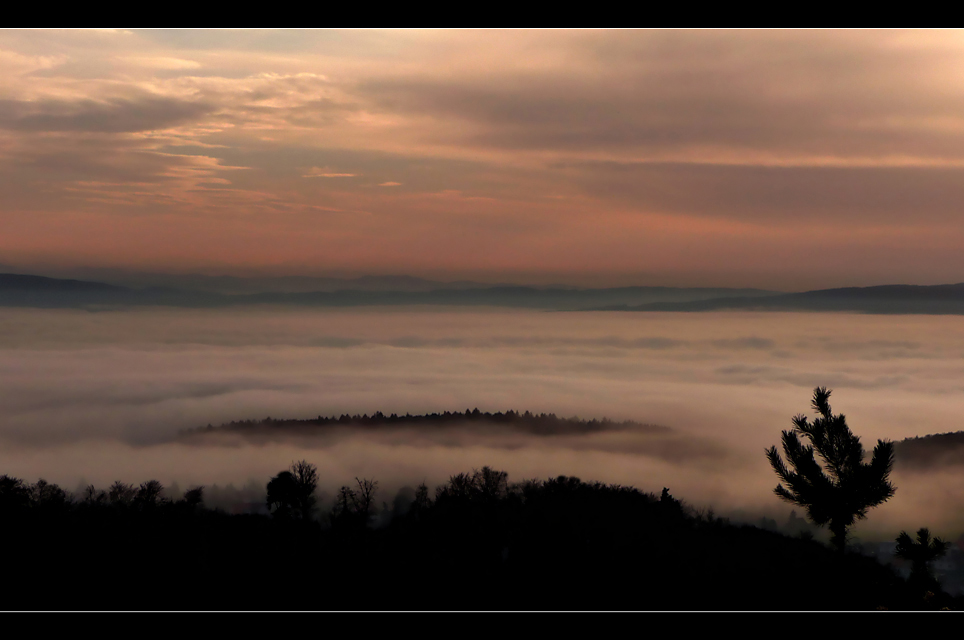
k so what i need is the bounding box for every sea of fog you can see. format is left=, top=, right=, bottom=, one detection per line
left=2, top=305, right=964, bottom=542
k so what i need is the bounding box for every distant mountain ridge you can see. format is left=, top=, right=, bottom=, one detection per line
left=0, top=272, right=777, bottom=310
left=0, top=273, right=123, bottom=292
left=52, top=270, right=513, bottom=294
left=604, top=283, right=964, bottom=315
left=5, top=271, right=964, bottom=313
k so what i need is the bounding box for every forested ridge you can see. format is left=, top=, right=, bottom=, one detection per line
left=0, top=464, right=947, bottom=611
left=180, top=409, right=667, bottom=438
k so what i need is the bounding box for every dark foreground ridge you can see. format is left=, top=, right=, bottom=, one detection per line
left=0, top=465, right=949, bottom=611
left=180, top=408, right=668, bottom=439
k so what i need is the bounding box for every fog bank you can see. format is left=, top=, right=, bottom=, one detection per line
left=3, top=306, right=964, bottom=539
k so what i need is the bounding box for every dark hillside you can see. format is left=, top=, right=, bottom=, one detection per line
left=0, top=468, right=938, bottom=610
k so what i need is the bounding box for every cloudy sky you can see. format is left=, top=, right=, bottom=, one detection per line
left=3, top=29, right=964, bottom=289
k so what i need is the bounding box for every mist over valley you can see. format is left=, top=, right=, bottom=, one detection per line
left=4, top=304, right=964, bottom=545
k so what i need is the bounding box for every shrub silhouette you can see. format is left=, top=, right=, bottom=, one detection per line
left=766, top=387, right=896, bottom=551
left=181, top=486, right=204, bottom=509
left=266, top=471, right=298, bottom=519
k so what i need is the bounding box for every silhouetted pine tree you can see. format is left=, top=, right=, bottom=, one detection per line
left=766, top=387, right=895, bottom=551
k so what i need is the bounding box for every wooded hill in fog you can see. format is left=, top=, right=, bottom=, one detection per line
left=895, top=432, right=964, bottom=470
left=180, top=409, right=670, bottom=439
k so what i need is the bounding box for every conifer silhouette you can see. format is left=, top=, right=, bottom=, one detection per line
left=895, top=528, right=949, bottom=590
left=766, top=387, right=896, bottom=551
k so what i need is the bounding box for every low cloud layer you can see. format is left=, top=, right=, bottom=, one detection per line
left=3, top=306, right=964, bottom=539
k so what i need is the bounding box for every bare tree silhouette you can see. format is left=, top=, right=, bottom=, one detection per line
left=267, top=461, right=318, bottom=520
left=353, top=477, right=378, bottom=521
left=766, top=387, right=896, bottom=551
left=331, top=477, right=378, bottom=528
left=290, top=460, right=318, bottom=520
left=108, top=481, right=136, bottom=507
left=435, top=467, right=508, bottom=504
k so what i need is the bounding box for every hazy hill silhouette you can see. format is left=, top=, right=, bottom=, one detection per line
left=8, top=272, right=964, bottom=314
left=894, top=431, right=964, bottom=470
left=0, top=273, right=123, bottom=292
left=0, top=273, right=211, bottom=308
left=608, top=283, right=964, bottom=315
left=0, top=272, right=775, bottom=310
left=57, top=270, right=509, bottom=294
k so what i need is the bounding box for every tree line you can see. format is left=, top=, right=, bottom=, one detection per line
left=181, top=408, right=664, bottom=438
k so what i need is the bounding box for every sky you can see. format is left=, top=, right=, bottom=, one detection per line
left=3, top=29, right=964, bottom=289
